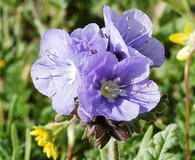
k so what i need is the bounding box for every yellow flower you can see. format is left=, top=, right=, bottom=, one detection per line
left=0, top=59, right=6, bottom=69
left=43, top=142, right=58, bottom=160
left=169, top=23, right=194, bottom=61
left=30, top=126, right=58, bottom=160
left=30, top=127, right=48, bottom=146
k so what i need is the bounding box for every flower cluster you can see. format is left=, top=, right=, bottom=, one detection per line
left=31, top=6, right=164, bottom=123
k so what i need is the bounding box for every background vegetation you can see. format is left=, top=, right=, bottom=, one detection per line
left=1, top=0, right=195, bottom=159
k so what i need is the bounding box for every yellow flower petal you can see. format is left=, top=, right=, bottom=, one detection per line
left=184, top=23, right=192, bottom=35
left=31, top=126, right=49, bottom=146
left=30, top=127, right=48, bottom=137
left=176, top=47, right=191, bottom=61
left=43, top=142, right=58, bottom=160
left=51, top=144, right=58, bottom=160
left=169, top=33, right=189, bottom=45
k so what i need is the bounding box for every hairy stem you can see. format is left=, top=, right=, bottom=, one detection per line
left=185, top=52, right=193, bottom=160
left=108, top=138, right=120, bottom=160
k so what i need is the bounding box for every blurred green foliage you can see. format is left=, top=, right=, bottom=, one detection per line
left=1, top=0, right=195, bottom=159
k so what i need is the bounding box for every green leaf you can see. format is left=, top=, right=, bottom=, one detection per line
left=134, top=124, right=181, bottom=160
left=11, top=123, right=20, bottom=160
left=137, top=125, right=154, bottom=156
left=24, top=128, right=31, bottom=160
left=0, top=145, right=10, bottom=160
left=6, top=95, right=18, bottom=136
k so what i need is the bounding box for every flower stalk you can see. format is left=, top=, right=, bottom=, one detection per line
left=108, top=138, right=120, bottom=160
left=185, top=51, right=193, bottom=160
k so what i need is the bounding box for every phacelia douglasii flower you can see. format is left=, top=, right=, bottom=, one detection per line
left=103, top=5, right=164, bottom=67
left=77, top=52, right=160, bottom=122
left=31, top=5, right=163, bottom=123
left=31, top=29, right=81, bottom=115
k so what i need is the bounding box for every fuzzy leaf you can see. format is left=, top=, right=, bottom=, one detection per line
left=134, top=124, right=181, bottom=160
left=137, top=125, right=154, bottom=156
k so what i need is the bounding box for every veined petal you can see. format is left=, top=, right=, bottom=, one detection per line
left=31, top=57, right=56, bottom=97
left=129, top=80, right=160, bottom=113
left=176, top=46, right=191, bottom=61
left=114, top=56, right=150, bottom=84
left=103, top=6, right=152, bottom=43
left=81, top=23, right=100, bottom=43
left=131, top=36, right=165, bottom=67
left=52, top=82, right=78, bottom=115
left=118, top=9, right=152, bottom=44
left=51, top=66, right=80, bottom=115
left=81, top=52, right=118, bottom=79
left=97, top=100, right=140, bottom=121
left=31, top=56, right=79, bottom=100
left=122, top=9, right=152, bottom=35
left=169, top=33, right=189, bottom=45
left=40, top=29, right=73, bottom=59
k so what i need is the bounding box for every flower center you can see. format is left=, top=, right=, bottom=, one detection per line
left=64, top=60, right=77, bottom=84
left=100, top=80, right=126, bottom=102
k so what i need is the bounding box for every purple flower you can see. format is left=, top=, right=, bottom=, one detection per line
left=103, top=5, right=164, bottom=67
left=31, top=29, right=84, bottom=115
left=77, top=52, right=160, bottom=122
